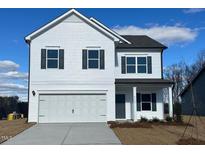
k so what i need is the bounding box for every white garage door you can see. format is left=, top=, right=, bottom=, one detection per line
left=38, top=94, right=107, bottom=123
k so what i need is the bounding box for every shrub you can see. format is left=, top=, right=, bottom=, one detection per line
left=174, top=102, right=183, bottom=123
left=175, top=115, right=183, bottom=123
left=140, top=117, right=148, bottom=122
left=152, top=117, right=160, bottom=123
left=166, top=116, right=173, bottom=122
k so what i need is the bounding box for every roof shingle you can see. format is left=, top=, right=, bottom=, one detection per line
left=116, top=35, right=167, bottom=49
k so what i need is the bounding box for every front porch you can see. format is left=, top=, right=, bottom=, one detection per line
left=115, top=79, right=174, bottom=121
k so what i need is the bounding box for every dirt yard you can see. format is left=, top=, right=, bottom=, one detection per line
left=0, top=119, right=35, bottom=144
left=112, top=116, right=205, bottom=145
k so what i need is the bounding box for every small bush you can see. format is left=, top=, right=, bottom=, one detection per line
left=175, top=115, right=183, bottom=123
left=166, top=116, right=173, bottom=122
left=140, top=117, right=148, bottom=122
left=152, top=117, right=160, bottom=123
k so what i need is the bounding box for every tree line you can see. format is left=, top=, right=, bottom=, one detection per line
left=164, top=50, right=205, bottom=103
left=0, top=96, right=28, bottom=119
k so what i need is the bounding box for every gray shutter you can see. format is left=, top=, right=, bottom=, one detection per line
left=121, top=56, right=126, bottom=74
left=152, top=93, right=157, bottom=111
left=100, top=50, right=105, bottom=69
left=147, top=56, right=152, bottom=74
left=59, top=49, right=64, bottom=69
left=137, top=93, right=141, bottom=111
left=41, top=49, right=46, bottom=69
left=82, top=49, right=87, bottom=69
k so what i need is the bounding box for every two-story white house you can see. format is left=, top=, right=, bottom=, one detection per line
left=25, top=9, right=173, bottom=123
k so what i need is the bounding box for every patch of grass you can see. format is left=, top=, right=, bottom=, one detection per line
left=0, top=119, right=35, bottom=144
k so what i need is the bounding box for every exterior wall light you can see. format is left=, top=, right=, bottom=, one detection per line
left=32, top=90, right=36, bottom=96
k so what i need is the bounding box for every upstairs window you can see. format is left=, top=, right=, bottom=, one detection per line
left=137, top=57, right=147, bottom=73
left=88, top=50, right=99, bottom=69
left=41, top=48, right=64, bottom=69
left=126, top=57, right=136, bottom=73
left=47, top=50, right=59, bottom=68
left=121, top=56, right=152, bottom=74
left=82, top=49, right=105, bottom=70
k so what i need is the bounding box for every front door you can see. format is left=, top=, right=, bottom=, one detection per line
left=116, top=94, right=126, bottom=119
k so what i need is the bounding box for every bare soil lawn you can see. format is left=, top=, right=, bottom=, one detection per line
left=0, top=118, right=35, bottom=144
left=112, top=116, right=205, bottom=145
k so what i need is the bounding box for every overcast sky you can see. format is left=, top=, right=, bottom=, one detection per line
left=0, top=8, right=205, bottom=101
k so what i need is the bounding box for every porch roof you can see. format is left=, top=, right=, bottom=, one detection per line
left=115, top=79, right=174, bottom=85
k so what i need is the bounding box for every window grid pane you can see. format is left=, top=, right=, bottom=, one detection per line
left=127, top=65, right=136, bottom=73
left=47, top=50, right=58, bottom=58
left=88, top=59, right=99, bottom=68
left=127, top=57, right=136, bottom=65
left=47, top=59, right=58, bottom=68
left=142, top=103, right=151, bottom=111
left=47, top=49, right=59, bottom=68
left=141, top=94, right=152, bottom=111
left=138, top=65, right=146, bottom=73
left=88, top=50, right=99, bottom=69
left=126, top=57, right=136, bottom=73
left=88, top=50, right=98, bottom=59
left=137, top=57, right=146, bottom=64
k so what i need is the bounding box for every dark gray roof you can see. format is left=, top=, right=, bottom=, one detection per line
left=115, top=79, right=174, bottom=85
left=116, top=35, right=167, bottom=49
left=180, top=65, right=205, bottom=96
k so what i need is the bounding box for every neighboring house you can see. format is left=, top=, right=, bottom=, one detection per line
left=180, top=66, right=205, bottom=116
left=25, top=9, right=173, bottom=123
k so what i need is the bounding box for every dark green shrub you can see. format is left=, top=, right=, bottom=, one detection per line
left=174, top=102, right=182, bottom=115
left=140, top=117, right=148, bottom=122
left=152, top=117, right=160, bottom=123
left=174, top=102, right=183, bottom=123
left=166, top=116, right=173, bottom=122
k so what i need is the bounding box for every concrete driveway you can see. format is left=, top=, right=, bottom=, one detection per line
left=3, top=123, right=121, bottom=145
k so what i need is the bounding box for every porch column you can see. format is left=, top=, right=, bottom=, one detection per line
left=133, top=87, right=137, bottom=121
left=168, top=86, right=173, bottom=117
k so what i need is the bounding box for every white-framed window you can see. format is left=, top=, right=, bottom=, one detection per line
left=141, top=94, right=152, bottom=111
left=137, top=57, right=147, bottom=73
left=125, top=56, right=149, bottom=74
left=88, top=50, right=100, bottom=69
left=46, top=49, right=59, bottom=69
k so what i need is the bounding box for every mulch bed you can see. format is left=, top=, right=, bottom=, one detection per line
left=177, top=137, right=205, bottom=145
left=152, top=122, right=193, bottom=127
left=108, top=121, right=152, bottom=128
left=108, top=121, right=193, bottom=128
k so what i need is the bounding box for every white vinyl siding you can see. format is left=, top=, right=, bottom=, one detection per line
left=29, top=13, right=115, bottom=123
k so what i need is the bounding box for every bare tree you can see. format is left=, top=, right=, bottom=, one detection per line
left=183, top=50, right=205, bottom=84
left=164, top=62, right=187, bottom=103
left=164, top=50, right=205, bottom=103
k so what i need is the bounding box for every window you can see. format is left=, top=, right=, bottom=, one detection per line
left=122, top=56, right=152, bottom=74
left=88, top=50, right=99, bottom=69
left=137, top=57, right=147, bottom=73
left=47, top=50, right=59, bottom=68
left=141, top=94, right=151, bottom=111
left=126, top=57, right=136, bottom=73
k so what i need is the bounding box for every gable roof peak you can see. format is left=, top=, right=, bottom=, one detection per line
left=25, top=9, right=130, bottom=44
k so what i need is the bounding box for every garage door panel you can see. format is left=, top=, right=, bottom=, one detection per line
left=39, top=94, right=107, bottom=123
